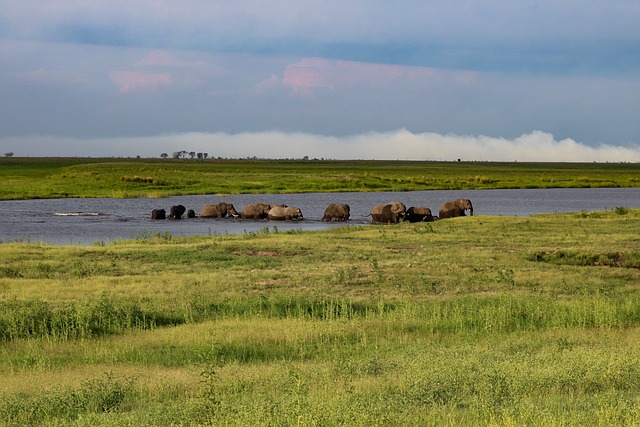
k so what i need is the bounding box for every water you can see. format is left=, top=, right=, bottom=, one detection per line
left=1, top=188, right=639, bottom=245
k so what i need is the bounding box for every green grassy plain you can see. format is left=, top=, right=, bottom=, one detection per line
left=2, top=158, right=640, bottom=425
left=1, top=157, right=639, bottom=199
left=2, top=207, right=640, bottom=425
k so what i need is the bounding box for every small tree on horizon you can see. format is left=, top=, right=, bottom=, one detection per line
left=4, top=152, right=14, bottom=157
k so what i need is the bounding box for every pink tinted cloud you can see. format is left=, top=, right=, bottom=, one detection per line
left=254, top=74, right=281, bottom=94
left=110, top=71, right=172, bottom=93
left=281, top=58, right=476, bottom=97
left=282, top=58, right=335, bottom=97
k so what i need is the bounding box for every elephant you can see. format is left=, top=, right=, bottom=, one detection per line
left=370, top=201, right=406, bottom=224
left=241, top=203, right=272, bottom=219
left=322, top=203, right=350, bottom=221
left=151, top=208, right=166, bottom=220
left=169, top=205, right=186, bottom=219
left=187, top=209, right=196, bottom=218
left=200, top=202, right=240, bottom=218
left=405, top=207, right=436, bottom=222
left=268, top=206, right=303, bottom=220
left=439, top=198, right=473, bottom=219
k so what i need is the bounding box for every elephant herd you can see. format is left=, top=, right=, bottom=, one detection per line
left=150, top=198, right=473, bottom=224
left=151, top=202, right=306, bottom=221
left=368, top=198, right=473, bottom=223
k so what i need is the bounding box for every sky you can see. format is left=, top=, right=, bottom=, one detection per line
left=1, top=1, right=640, bottom=161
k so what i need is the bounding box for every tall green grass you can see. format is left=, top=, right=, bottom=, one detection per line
left=4, top=294, right=640, bottom=343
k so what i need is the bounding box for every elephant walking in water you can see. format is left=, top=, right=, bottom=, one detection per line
left=439, top=198, right=473, bottom=219
left=169, top=205, right=186, bottom=219
left=322, top=203, right=350, bottom=221
left=241, top=203, right=272, bottom=219
left=268, top=206, right=303, bottom=220
left=151, top=208, right=166, bottom=220
left=370, top=201, right=406, bottom=223
left=200, top=202, right=240, bottom=218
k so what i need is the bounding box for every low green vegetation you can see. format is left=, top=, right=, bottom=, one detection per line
left=2, top=208, right=640, bottom=425
left=1, top=157, right=639, bottom=200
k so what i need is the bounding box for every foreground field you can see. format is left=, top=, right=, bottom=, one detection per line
left=1, top=157, right=639, bottom=200
left=1, top=208, right=640, bottom=425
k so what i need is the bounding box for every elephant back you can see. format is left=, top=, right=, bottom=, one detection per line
left=200, top=204, right=221, bottom=218
left=268, top=206, right=303, bottom=220
left=242, top=203, right=271, bottom=219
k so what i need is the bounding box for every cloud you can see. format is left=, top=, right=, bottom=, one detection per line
left=4, top=130, right=639, bottom=162
left=2, top=39, right=638, bottom=146
left=280, top=57, right=474, bottom=97
left=3, top=1, right=639, bottom=73
left=110, top=71, right=172, bottom=93
left=282, top=58, right=335, bottom=97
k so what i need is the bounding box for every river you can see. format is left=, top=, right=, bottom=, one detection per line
left=1, top=188, right=639, bottom=245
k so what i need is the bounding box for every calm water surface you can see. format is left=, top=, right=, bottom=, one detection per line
left=1, top=188, right=639, bottom=245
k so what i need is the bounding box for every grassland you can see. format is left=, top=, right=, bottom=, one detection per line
left=1, top=157, right=639, bottom=200
left=2, top=207, right=640, bottom=425
left=2, top=157, right=640, bottom=425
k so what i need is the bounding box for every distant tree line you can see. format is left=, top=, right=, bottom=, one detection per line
left=160, top=151, right=209, bottom=159
left=158, top=152, right=334, bottom=161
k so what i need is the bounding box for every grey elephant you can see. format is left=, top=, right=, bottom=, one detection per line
left=169, top=205, right=186, bottom=219
left=370, top=201, right=406, bottom=223
left=151, top=208, right=166, bottom=220
left=322, top=203, right=350, bottom=221
left=187, top=209, right=196, bottom=218
left=268, top=206, right=303, bottom=220
left=405, top=207, right=436, bottom=222
left=200, top=202, right=240, bottom=218
left=241, top=203, right=272, bottom=219
left=439, top=198, right=473, bottom=219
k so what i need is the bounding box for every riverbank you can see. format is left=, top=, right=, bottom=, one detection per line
left=1, top=157, right=639, bottom=200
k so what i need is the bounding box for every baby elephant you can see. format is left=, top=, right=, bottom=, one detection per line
left=405, top=207, right=436, bottom=222
left=151, top=208, right=166, bottom=220
left=268, top=206, right=303, bottom=220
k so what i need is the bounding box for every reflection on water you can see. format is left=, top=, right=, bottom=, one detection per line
left=1, top=188, right=639, bottom=245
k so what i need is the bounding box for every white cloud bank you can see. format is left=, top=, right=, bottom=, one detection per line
left=3, top=130, right=639, bottom=162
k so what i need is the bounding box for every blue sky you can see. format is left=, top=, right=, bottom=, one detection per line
left=1, top=0, right=640, bottom=161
